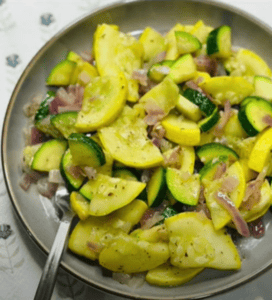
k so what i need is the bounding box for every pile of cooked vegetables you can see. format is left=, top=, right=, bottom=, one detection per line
left=21, top=20, right=272, bottom=287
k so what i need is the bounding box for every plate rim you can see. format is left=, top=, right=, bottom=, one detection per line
left=2, top=0, right=272, bottom=299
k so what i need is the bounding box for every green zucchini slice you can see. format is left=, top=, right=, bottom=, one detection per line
left=31, top=139, right=68, bottom=172
left=34, top=91, right=62, bottom=138
left=183, top=88, right=216, bottom=116
left=147, top=167, right=167, bottom=208
left=198, top=108, right=220, bottom=132
left=196, top=142, right=239, bottom=164
left=168, top=54, right=197, bottom=83
left=46, top=60, right=76, bottom=86
left=199, top=156, right=228, bottom=181
left=206, top=25, right=231, bottom=58
left=166, top=168, right=200, bottom=206
left=238, top=96, right=272, bottom=136
left=66, top=51, right=82, bottom=63
left=175, top=31, right=202, bottom=55
left=51, top=111, right=78, bottom=139
left=68, top=133, right=105, bottom=168
left=60, top=149, right=85, bottom=191
left=112, top=169, right=138, bottom=181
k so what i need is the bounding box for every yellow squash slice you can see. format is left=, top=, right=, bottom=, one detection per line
left=161, top=114, right=201, bottom=146
left=165, top=212, right=241, bottom=269
left=248, top=127, right=272, bottom=173
left=93, top=23, right=143, bottom=102
left=79, top=174, right=146, bottom=216
left=199, top=76, right=254, bottom=105
left=99, top=234, right=169, bottom=273
left=98, top=106, right=164, bottom=168
left=68, top=199, right=147, bottom=259
left=75, top=73, right=127, bottom=132
left=146, top=263, right=204, bottom=287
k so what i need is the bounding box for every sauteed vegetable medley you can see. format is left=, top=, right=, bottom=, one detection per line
left=21, top=20, right=272, bottom=287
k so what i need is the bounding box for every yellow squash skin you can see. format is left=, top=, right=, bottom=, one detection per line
left=139, top=77, right=179, bottom=115
left=98, top=106, right=164, bottom=168
left=99, top=234, right=170, bottom=273
left=75, top=73, right=127, bottom=132
left=225, top=49, right=272, bottom=77
left=161, top=114, right=201, bottom=146
left=199, top=76, right=254, bottom=105
left=248, top=127, right=272, bottom=173
left=79, top=174, right=146, bottom=216
left=93, top=23, right=144, bottom=102
left=139, top=27, right=166, bottom=62
left=68, top=199, right=148, bottom=259
left=165, top=212, right=241, bottom=270
left=146, top=263, right=204, bottom=287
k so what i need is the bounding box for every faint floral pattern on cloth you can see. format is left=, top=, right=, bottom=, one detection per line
left=0, top=224, right=25, bottom=273
left=40, top=13, right=58, bottom=42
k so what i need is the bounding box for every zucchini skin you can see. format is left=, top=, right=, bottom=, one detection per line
left=238, top=106, right=259, bottom=137
left=147, top=167, right=167, bottom=208
left=206, top=25, right=231, bottom=57
left=198, top=108, right=220, bottom=132
left=183, top=88, right=216, bottom=116
left=196, top=142, right=239, bottom=164
left=68, top=133, right=106, bottom=167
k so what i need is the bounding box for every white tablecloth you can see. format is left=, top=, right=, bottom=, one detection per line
left=1, top=0, right=272, bottom=299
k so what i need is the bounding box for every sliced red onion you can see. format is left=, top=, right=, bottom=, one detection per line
left=213, top=162, right=227, bottom=180
left=37, top=177, right=58, bottom=199
left=215, top=191, right=250, bottom=237
left=57, top=105, right=81, bottom=113
left=185, top=80, right=215, bottom=103
left=144, top=101, right=166, bottom=125
left=241, top=167, right=267, bottom=210
left=140, top=169, right=152, bottom=183
left=163, top=146, right=181, bottom=168
left=150, top=123, right=166, bottom=140
left=140, top=211, right=164, bottom=230
left=195, top=186, right=211, bottom=219
left=194, top=55, right=218, bottom=77
left=80, top=50, right=94, bottom=63
left=86, top=241, right=104, bottom=253
left=48, top=169, right=64, bottom=184
left=262, top=115, right=272, bottom=127
left=83, top=166, right=97, bottom=180
left=67, top=85, right=84, bottom=107
left=65, top=165, right=85, bottom=179
left=140, top=201, right=167, bottom=230
left=132, top=69, right=148, bottom=86
left=30, top=126, right=44, bottom=145
left=248, top=218, right=265, bottom=239
left=213, top=100, right=233, bottom=137
left=221, top=176, right=239, bottom=194
left=19, top=173, right=33, bottom=191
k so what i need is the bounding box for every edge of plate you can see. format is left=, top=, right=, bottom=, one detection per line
left=2, top=0, right=272, bottom=299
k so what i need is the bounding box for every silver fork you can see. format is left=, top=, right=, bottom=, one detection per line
left=34, top=186, right=75, bottom=300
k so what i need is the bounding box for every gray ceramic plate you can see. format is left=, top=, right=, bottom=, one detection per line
left=2, top=0, right=272, bottom=299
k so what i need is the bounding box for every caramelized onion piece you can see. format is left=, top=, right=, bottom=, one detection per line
left=215, top=191, right=250, bottom=237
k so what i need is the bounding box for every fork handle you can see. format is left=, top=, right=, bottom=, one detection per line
left=34, top=211, right=74, bottom=300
